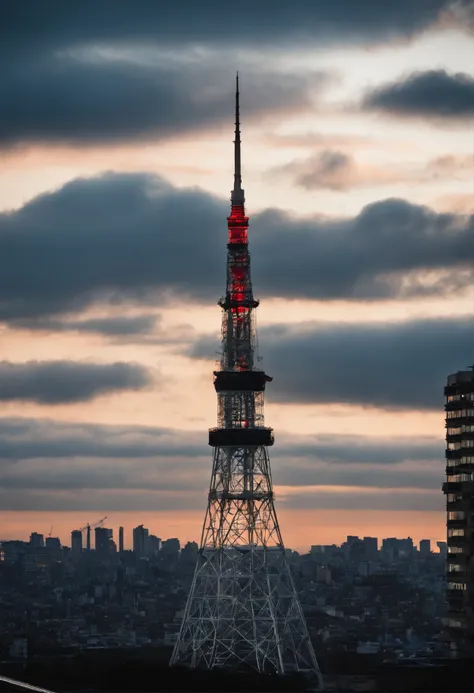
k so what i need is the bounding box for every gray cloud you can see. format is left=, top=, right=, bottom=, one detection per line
left=279, top=489, right=443, bottom=512
left=0, top=361, right=151, bottom=404
left=0, top=417, right=441, bottom=463
left=191, top=316, right=473, bottom=409
left=0, top=487, right=442, bottom=513
left=278, top=150, right=473, bottom=191
left=288, top=150, right=354, bottom=191
left=1, top=2, right=462, bottom=62
left=362, top=70, right=474, bottom=119
left=12, top=314, right=158, bottom=336
left=0, top=3, right=468, bottom=147
left=0, top=56, right=322, bottom=147
left=0, top=417, right=443, bottom=511
left=0, top=173, right=472, bottom=322
left=0, top=418, right=204, bottom=460
left=284, top=150, right=343, bottom=190
left=0, top=488, right=204, bottom=513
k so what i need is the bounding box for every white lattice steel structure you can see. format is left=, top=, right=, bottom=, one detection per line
left=170, top=77, right=322, bottom=687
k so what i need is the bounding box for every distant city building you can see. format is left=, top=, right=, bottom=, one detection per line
left=181, top=541, right=198, bottom=560
left=95, top=527, right=113, bottom=557
left=309, top=545, right=340, bottom=566
left=133, top=525, right=149, bottom=557
left=71, top=530, right=83, bottom=556
left=45, top=537, right=61, bottom=549
left=419, top=539, right=431, bottom=557
left=443, top=368, right=474, bottom=658
left=382, top=537, right=414, bottom=560
left=363, top=537, right=378, bottom=559
left=161, top=538, right=180, bottom=556
left=0, top=540, right=28, bottom=564
left=437, top=541, right=448, bottom=557
left=29, top=532, right=44, bottom=548
left=147, top=534, right=162, bottom=555
left=119, top=526, right=124, bottom=553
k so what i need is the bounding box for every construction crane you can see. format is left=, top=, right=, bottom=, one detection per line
left=75, top=517, right=107, bottom=552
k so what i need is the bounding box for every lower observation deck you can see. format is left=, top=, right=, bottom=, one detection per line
left=209, top=426, right=274, bottom=447
left=209, top=490, right=274, bottom=502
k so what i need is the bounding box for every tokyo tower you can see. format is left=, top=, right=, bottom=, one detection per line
left=170, top=76, right=322, bottom=685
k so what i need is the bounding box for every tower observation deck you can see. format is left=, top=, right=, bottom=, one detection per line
left=170, top=77, right=322, bottom=685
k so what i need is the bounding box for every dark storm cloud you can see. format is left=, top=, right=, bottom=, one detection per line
left=0, top=361, right=151, bottom=404
left=0, top=57, right=322, bottom=146
left=363, top=70, right=474, bottom=119
left=0, top=173, right=472, bottom=321
left=191, top=316, right=473, bottom=410
left=0, top=1, right=462, bottom=60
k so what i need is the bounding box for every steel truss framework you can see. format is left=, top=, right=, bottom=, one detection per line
left=170, top=77, right=322, bottom=687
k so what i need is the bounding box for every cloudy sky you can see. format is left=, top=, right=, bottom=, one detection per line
left=1, top=1, right=473, bottom=551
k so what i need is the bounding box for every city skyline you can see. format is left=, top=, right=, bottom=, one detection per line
left=0, top=3, right=473, bottom=549
left=3, top=522, right=444, bottom=556
left=2, top=518, right=446, bottom=555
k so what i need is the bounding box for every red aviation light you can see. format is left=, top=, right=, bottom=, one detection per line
left=231, top=266, right=246, bottom=281
left=227, top=205, right=249, bottom=244
left=231, top=281, right=245, bottom=304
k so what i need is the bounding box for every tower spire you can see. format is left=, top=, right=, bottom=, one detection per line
left=232, top=72, right=245, bottom=206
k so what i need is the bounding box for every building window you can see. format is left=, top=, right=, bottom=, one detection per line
left=448, top=528, right=465, bottom=537
left=448, top=582, right=467, bottom=591
left=448, top=546, right=464, bottom=554
left=448, top=563, right=463, bottom=572
left=448, top=474, right=473, bottom=483
left=448, top=511, right=466, bottom=520
left=447, top=409, right=474, bottom=418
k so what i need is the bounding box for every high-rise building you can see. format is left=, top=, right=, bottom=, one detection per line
left=419, top=539, right=431, bottom=557
left=95, top=527, right=113, bottom=557
left=161, top=538, right=180, bottom=558
left=171, top=77, right=321, bottom=684
left=363, top=536, right=378, bottom=559
left=119, top=526, right=124, bottom=553
left=133, top=525, right=149, bottom=557
left=71, top=530, right=83, bottom=556
left=443, top=368, right=474, bottom=658
left=382, top=537, right=413, bottom=560
left=147, top=534, right=162, bottom=555
left=45, top=537, right=61, bottom=549
left=29, top=532, right=44, bottom=548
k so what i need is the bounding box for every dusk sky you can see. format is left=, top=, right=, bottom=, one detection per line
left=0, top=1, right=473, bottom=551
